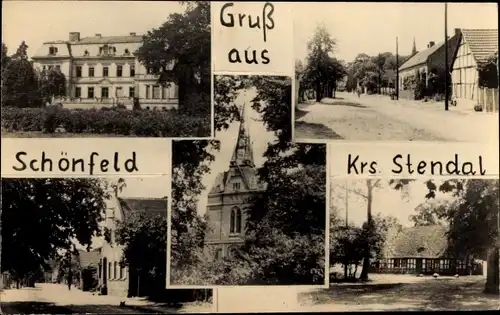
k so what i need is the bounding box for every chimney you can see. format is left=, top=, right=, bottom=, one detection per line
left=454, top=28, right=461, bottom=37
left=95, top=33, right=102, bottom=37
left=129, top=32, right=136, bottom=36
left=69, top=32, right=80, bottom=42
left=428, top=41, right=435, bottom=48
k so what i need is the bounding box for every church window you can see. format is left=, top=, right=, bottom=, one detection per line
left=230, top=207, right=242, bottom=234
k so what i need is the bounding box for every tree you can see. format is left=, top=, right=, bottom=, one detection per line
left=170, top=140, right=219, bottom=284
left=1, top=41, right=42, bottom=108
left=1, top=178, right=108, bottom=284
left=38, top=68, right=67, bottom=105
left=136, top=1, right=210, bottom=115
left=303, top=25, right=338, bottom=101
left=213, top=75, right=249, bottom=132
left=478, top=52, right=499, bottom=89
left=390, top=179, right=499, bottom=294
left=115, top=211, right=168, bottom=297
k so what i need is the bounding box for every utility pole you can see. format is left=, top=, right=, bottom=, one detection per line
left=444, top=2, right=449, bottom=111
left=396, top=37, right=399, bottom=100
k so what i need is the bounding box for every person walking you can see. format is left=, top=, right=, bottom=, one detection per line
left=357, top=87, right=361, bottom=98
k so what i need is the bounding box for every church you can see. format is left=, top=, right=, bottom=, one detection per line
left=204, top=105, right=266, bottom=260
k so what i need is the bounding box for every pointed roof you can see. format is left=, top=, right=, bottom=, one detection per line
left=230, top=104, right=255, bottom=168
left=117, top=197, right=168, bottom=219
left=385, top=225, right=449, bottom=258
left=460, top=29, right=498, bottom=64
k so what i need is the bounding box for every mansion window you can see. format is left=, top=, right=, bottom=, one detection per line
left=233, top=182, right=241, bottom=191
left=108, top=262, right=112, bottom=279
left=48, top=65, right=54, bottom=71
left=130, top=66, right=135, bottom=77
left=114, top=262, right=118, bottom=279
left=230, top=207, right=242, bottom=234
left=394, top=259, right=400, bottom=268
left=48, top=46, right=58, bottom=55
left=101, top=87, right=109, bottom=98
left=119, top=265, right=124, bottom=279
left=103, top=67, right=109, bottom=77
left=76, top=66, right=82, bottom=78
left=129, top=87, right=135, bottom=98
left=89, top=67, right=94, bottom=77
left=75, top=87, right=81, bottom=98
left=55, top=65, right=61, bottom=71
left=146, top=86, right=151, bottom=99
left=152, top=86, right=160, bottom=99
left=84, top=50, right=89, bottom=56
left=440, top=259, right=450, bottom=271
left=117, top=65, right=123, bottom=77
left=162, top=86, right=169, bottom=99
left=88, top=87, right=94, bottom=98
left=124, top=48, right=130, bottom=55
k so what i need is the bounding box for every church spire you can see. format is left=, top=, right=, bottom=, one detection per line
left=412, top=38, right=417, bottom=55
left=230, top=103, right=254, bottom=168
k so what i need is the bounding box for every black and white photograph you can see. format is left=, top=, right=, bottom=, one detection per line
left=294, top=2, right=498, bottom=142
left=169, top=75, right=327, bottom=286
left=298, top=178, right=499, bottom=311
left=0, top=177, right=213, bottom=314
left=1, top=1, right=211, bottom=138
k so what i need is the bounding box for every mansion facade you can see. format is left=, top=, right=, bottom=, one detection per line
left=31, top=32, right=178, bottom=109
left=205, top=106, right=266, bottom=260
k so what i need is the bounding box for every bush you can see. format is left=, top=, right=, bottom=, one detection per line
left=1, top=107, right=210, bottom=137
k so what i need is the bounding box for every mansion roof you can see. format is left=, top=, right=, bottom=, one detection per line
left=77, top=249, right=101, bottom=268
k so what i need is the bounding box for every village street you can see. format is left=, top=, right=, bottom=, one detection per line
left=296, top=274, right=499, bottom=311
left=295, top=92, right=499, bottom=142
left=0, top=284, right=212, bottom=314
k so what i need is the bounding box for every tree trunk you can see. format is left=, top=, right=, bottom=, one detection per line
left=344, top=262, right=348, bottom=280
left=315, top=81, right=321, bottom=102
left=484, top=246, right=499, bottom=294
left=360, top=180, right=374, bottom=281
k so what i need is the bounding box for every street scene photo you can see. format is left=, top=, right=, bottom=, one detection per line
left=1, top=1, right=211, bottom=138
left=1, top=177, right=213, bottom=314
left=298, top=178, right=499, bottom=311
left=170, top=75, right=327, bottom=286
left=294, top=2, right=498, bottom=141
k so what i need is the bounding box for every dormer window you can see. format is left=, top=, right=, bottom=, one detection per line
left=124, top=48, right=130, bottom=55
left=99, top=44, right=116, bottom=56
left=84, top=50, right=89, bottom=56
left=48, top=46, right=58, bottom=55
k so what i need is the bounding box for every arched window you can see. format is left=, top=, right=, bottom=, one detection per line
left=108, top=262, right=112, bottom=279
left=230, top=207, right=242, bottom=234
left=113, top=262, right=117, bottom=279
left=230, top=209, right=235, bottom=234
left=235, top=208, right=242, bottom=233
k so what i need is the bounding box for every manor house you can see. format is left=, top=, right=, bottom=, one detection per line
left=31, top=32, right=179, bottom=110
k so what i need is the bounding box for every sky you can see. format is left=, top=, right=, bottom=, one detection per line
left=2, top=1, right=185, bottom=57
left=330, top=179, right=454, bottom=228
left=196, top=85, right=276, bottom=216
left=294, top=2, right=498, bottom=63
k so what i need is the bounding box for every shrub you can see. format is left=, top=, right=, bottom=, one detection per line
left=1, top=107, right=210, bottom=137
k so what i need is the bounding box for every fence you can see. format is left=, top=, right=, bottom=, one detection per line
left=478, top=87, right=499, bottom=112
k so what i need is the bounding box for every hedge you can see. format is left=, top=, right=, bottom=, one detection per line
left=1, top=107, right=211, bottom=137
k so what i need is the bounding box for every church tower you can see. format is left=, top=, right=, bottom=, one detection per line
left=412, top=38, right=417, bottom=56
left=204, top=102, right=265, bottom=260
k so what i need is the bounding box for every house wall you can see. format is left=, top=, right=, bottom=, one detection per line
left=398, top=64, right=427, bottom=99
left=99, top=198, right=129, bottom=297
left=451, top=37, right=480, bottom=108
